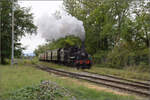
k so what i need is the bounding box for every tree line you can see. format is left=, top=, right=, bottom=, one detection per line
left=62, top=0, right=150, bottom=68
left=36, top=0, right=150, bottom=68
left=1, top=0, right=149, bottom=68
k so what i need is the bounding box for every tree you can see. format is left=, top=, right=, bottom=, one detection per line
left=0, top=1, right=37, bottom=64
left=63, top=0, right=131, bottom=54
left=63, top=0, right=150, bottom=68
left=133, top=2, right=150, bottom=48
left=34, top=35, right=81, bottom=56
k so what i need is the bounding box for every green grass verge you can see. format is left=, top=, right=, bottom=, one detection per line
left=0, top=64, right=138, bottom=100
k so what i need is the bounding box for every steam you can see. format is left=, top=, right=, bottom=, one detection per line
left=38, top=11, right=85, bottom=41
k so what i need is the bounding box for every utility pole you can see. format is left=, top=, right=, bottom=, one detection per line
left=11, top=0, right=14, bottom=66
left=0, top=2, right=1, bottom=64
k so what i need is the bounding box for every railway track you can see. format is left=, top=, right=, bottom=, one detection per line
left=36, top=65, right=150, bottom=97
left=83, top=71, right=150, bottom=86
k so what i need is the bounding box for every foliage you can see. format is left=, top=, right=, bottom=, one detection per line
left=9, top=80, right=74, bottom=100
left=92, top=50, right=108, bottom=65
left=107, top=46, right=149, bottom=68
left=0, top=0, right=37, bottom=64
left=63, top=0, right=132, bottom=54
left=63, top=0, right=150, bottom=68
left=34, top=0, right=150, bottom=69
left=34, top=35, right=81, bottom=56
left=92, top=41, right=149, bottom=68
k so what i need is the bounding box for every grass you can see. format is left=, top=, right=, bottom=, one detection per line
left=0, top=65, right=51, bottom=98
left=0, top=64, right=139, bottom=100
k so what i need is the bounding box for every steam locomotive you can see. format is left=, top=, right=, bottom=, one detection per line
left=39, top=46, right=92, bottom=69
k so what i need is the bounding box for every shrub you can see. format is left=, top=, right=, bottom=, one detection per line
left=92, top=50, right=108, bottom=65
left=92, top=46, right=149, bottom=69
left=9, top=80, right=75, bottom=100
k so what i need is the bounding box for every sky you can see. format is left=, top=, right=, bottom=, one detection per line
left=18, top=1, right=63, bottom=54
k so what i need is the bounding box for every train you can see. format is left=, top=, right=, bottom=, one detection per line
left=39, top=46, right=92, bottom=69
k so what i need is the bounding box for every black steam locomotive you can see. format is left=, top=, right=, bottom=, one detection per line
left=39, top=46, right=92, bottom=69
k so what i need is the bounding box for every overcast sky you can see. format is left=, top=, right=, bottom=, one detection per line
left=19, top=1, right=63, bottom=54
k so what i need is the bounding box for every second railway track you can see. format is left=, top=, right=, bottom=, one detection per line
left=83, top=71, right=150, bottom=87
left=36, top=65, right=150, bottom=97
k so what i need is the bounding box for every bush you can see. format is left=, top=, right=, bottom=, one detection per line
left=92, top=50, right=108, bottom=65
left=9, top=80, right=75, bottom=100
left=92, top=46, right=149, bottom=69
left=107, top=48, right=149, bottom=68
left=125, top=65, right=150, bottom=73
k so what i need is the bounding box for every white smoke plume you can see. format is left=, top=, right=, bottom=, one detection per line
left=38, top=11, right=85, bottom=41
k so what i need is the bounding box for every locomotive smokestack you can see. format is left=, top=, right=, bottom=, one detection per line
left=81, top=41, right=85, bottom=51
